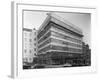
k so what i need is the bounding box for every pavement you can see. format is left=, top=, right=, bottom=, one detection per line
left=31, top=63, right=72, bottom=69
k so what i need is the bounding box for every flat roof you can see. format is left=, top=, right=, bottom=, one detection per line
left=38, top=13, right=83, bottom=35
left=47, top=13, right=82, bottom=34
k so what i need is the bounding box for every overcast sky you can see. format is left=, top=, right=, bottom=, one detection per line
left=23, top=11, right=91, bottom=48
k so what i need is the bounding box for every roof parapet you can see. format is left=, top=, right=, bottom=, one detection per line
left=47, top=12, right=83, bottom=35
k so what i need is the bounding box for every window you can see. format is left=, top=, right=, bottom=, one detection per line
left=34, top=53, right=37, bottom=56
left=29, top=50, right=32, bottom=53
left=34, top=48, right=36, bottom=51
left=37, top=22, right=51, bottom=39
left=38, top=45, right=50, bottom=53
left=29, top=39, right=32, bottom=42
left=34, top=43, right=36, bottom=46
left=29, top=58, right=32, bottom=61
left=25, top=58, right=27, bottom=62
left=30, top=43, right=32, bottom=47
left=34, top=38, right=36, bottom=41
left=38, top=38, right=51, bottom=48
left=34, top=32, right=36, bottom=35
left=23, top=58, right=26, bottom=62
left=24, top=33, right=27, bottom=36
left=38, top=31, right=51, bottom=44
left=30, top=33, right=32, bottom=37
left=24, top=49, right=27, bottom=53
left=24, top=38, right=27, bottom=41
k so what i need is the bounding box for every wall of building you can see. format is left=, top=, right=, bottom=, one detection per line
left=23, top=28, right=37, bottom=64
left=38, top=17, right=83, bottom=55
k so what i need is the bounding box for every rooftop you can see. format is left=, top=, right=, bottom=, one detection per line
left=38, top=13, right=83, bottom=35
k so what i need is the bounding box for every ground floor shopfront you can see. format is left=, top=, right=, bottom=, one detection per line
left=34, top=51, right=91, bottom=67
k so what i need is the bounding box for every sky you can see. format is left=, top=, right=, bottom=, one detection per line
left=23, top=11, right=91, bottom=48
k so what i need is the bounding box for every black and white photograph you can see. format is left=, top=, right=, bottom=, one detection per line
left=22, top=10, right=91, bottom=69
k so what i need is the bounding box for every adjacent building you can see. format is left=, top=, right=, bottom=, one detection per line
left=37, top=13, right=83, bottom=65
left=23, top=28, right=37, bottom=64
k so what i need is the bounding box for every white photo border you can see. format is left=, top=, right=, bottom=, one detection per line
left=11, top=2, right=97, bottom=78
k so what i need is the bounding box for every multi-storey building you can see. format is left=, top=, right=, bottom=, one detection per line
left=37, top=13, right=83, bottom=65
left=23, top=28, right=37, bottom=64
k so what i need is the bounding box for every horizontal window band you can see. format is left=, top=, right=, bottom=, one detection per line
left=37, top=27, right=82, bottom=46
left=38, top=29, right=82, bottom=46
left=38, top=37, right=82, bottom=51
left=51, top=45, right=82, bottom=52
left=38, top=31, right=51, bottom=44
left=38, top=44, right=82, bottom=54
left=50, top=36, right=82, bottom=45
left=38, top=28, right=51, bottom=42
left=38, top=38, right=51, bottom=49
left=50, top=27, right=82, bottom=40
left=37, top=21, right=83, bottom=40
left=37, top=22, right=52, bottom=39
left=51, top=30, right=82, bottom=44
left=38, top=34, right=82, bottom=48
left=38, top=45, right=51, bottom=53
left=50, top=21, right=83, bottom=37
left=37, top=21, right=83, bottom=41
left=38, top=38, right=82, bottom=50
left=50, top=42, right=82, bottom=49
left=51, top=38, right=82, bottom=48
left=38, top=49, right=82, bottom=55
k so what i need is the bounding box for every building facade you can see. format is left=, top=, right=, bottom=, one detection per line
left=23, top=28, right=37, bottom=64
left=37, top=13, right=83, bottom=65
